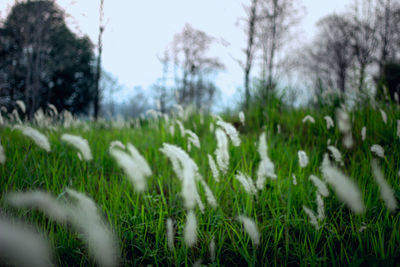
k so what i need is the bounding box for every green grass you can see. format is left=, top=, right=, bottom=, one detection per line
left=0, top=103, right=400, bottom=266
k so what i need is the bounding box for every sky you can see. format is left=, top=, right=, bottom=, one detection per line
left=0, top=0, right=353, bottom=108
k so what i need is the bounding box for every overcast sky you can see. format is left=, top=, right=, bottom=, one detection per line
left=0, top=0, right=352, bottom=107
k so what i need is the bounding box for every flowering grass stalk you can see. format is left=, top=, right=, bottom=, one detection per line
left=14, top=125, right=51, bottom=152
left=61, top=134, right=92, bottom=161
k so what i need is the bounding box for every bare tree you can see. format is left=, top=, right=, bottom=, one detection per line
left=94, top=0, right=104, bottom=119
left=257, top=0, right=302, bottom=95
left=171, top=24, right=224, bottom=109
left=240, top=0, right=259, bottom=110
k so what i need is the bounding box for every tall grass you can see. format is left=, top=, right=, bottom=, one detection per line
left=0, top=101, right=399, bottom=266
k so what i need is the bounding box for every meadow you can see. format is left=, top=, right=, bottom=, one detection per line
left=0, top=100, right=399, bottom=266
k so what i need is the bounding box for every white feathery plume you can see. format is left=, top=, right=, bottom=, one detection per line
left=176, top=120, right=186, bottom=137
left=361, top=126, right=367, bottom=141
left=208, top=154, right=220, bottom=182
left=321, top=155, right=365, bottom=213
left=166, top=218, right=174, bottom=251
left=65, top=189, right=120, bottom=267
left=11, top=109, right=22, bottom=124
left=126, top=143, right=152, bottom=177
left=292, top=174, right=297, bottom=185
left=371, top=144, right=384, bottom=158
left=316, top=192, right=325, bottom=220
left=397, top=120, right=400, bottom=138
left=7, top=191, right=68, bottom=222
left=239, top=111, right=245, bottom=125
left=14, top=125, right=51, bottom=152
left=327, top=146, right=344, bottom=166
left=380, top=109, right=387, bottom=124
left=298, top=150, right=309, bottom=168
left=16, top=100, right=26, bottom=113
left=109, top=140, right=125, bottom=152
left=193, top=259, right=202, bottom=267
left=169, top=124, right=175, bottom=136
left=0, top=112, right=3, bottom=125
left=47, top=104, right=58, bottom=116
left=309, top=175, right=330, bottom=197
left=256, top=132, right=277, bottom=189
left=184, top=210, right=197, bottom=247
left=61, top=134, right=92, bottom=161
left=110, top=145, right=151, bottom=192
left=303, top=206, right=319, bottom=230
left=209, top=123, right=214, bottom=133
left=216, top=119, right=241, bottom=146
left=236, top=215, right=260, bottom=245
left=199, top=178, right=218, bottom=208
left=215, top=128, right=229, bottom=174
left=336, top=108, right=351, bottom=133
left=235, top=172, right=257, bottom=195
left=371, top=159, right=398, bottom=212
left=302, top=115, right=315, bottom=124
left=277, top=124, right=281, bottom=134
left=324, top=116, right=334, bottom=129
left=160, top=143, right=203, bottom=210
left=185, top=129, right=201, bottom=148
left=0, top=217, right=53, bottom=267
left=0, top=141, right=5, bottom=164
left=209, top=236, right=216, bottom=262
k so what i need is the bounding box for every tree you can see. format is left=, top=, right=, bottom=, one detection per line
left=257, top=0, right=302, bottom=95
left=170, top=24, right=224, bottom=110
left=0, top=0, right=96, bottom=116
left=93, top=0, right=105, bottom=120
left=306, top=14, right=355, bottom=94
left=240, top=0, right=259, bottom=110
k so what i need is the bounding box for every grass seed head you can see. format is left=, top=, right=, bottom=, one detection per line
left=61, top=134, right=92, bottom=161
left=184, top=210, right=197, bottom=247
left=371, top=144, right=384, bottom=158
left=309, top=175, right=330, bottom=197
left=237, top=215, right=260, bottom=246
left=14, top=126, right=51, bottom=152
left=298, top=150, right=309, bottom=168
left=371, top=159, right=398, bottom=212
left=216, top=119, right=241, bottom=146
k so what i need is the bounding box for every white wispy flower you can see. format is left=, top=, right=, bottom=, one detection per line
left=343, top=133, right=354, bottom=149
left=176, top=120, right=186, bottom=137
left=292, top=174, right=297, bottom=185
left=14, top=125, right=51, bottom=152
left=199, top=178, right=218, bottom=208
left=237, top=215, right=260, bottom=245
left=184, top=210, right=197, bottom=247
left=361, top=126, right=367, bottom=141
left=324, top=116, right=334, bottom=129
left=371, top=160, right=398, bottom=212
left=298, top=150, right=309, bottom=168
left=61, top=134, right=92, bottom=161
left=256, top=132, right=277, bottom=189
left=65, top=189, right=120, bottom=267
left=185, top=129, right=201, bottom=148
left=216, top=119, right=241, bottom=146
left=166, top=218, right=174, bottom=251
left=397, top=120, right=400, bottom=138
left=316, top=193, right=325, bottom=220
left=110, top=144, right=151, bottom=192
left=208, top=154, right=220, bottom=182
left=169, top=124, right=175, bottom=136
left=0, top=217, right=53, bottom=267
left=303, top=205, right=319, bottom=230
left=209, top=236, right=216, bottom=262
left=327, top=146, right=344, bottom=166
left=277, top=124, right=281, bottom=134
left=109, top=140, right=125, bottom=152
left=126, top=143, right=152, bottom=177
left=380, top=109, right=387, bottom=124
left=302, top=115, right=315, bottom=124
left=309, top=175, right=330, bottom=197
left=215, top=128, right=229, bottom=174
left=336, top=108, right=351, bottom=133
left=7, top=191, right=68, bottom=222
left=371, top=144, right=384, bottom=158
left=239, top=111, right=245, bottom=125
left=47, top=104, right=58, bottom=116
left=235, top=172, right=257, bottom=195
left=160, top=144, right=203, bottom=210
left=209, top=123, right=214, bottom=133
left=0, top=142, right=5, bottom=164
left=16, top=100, right=26, bottom=113
left=321, top=157, right=365, bottom=213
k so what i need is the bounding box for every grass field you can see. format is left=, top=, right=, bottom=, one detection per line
left=0, top=102, right=400, bottom=266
